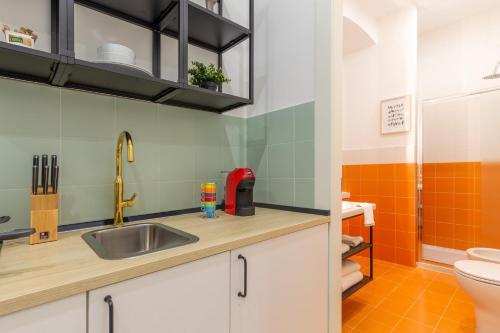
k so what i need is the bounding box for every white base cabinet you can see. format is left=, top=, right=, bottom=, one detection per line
left=0, top=294, right=86, bottom=333
left=230, top=224, right=329, bottom=333
left=1, top=225, right=328, bottom=333
left=88, top=252, right=230, bottom=333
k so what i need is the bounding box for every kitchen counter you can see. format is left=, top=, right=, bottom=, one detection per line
left=0, top=208, right=329, bottom=316
left=342, top=201, right=376, bottom=220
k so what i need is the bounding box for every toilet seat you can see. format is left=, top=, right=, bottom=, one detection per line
left=455, top=260, right=500, bottom=286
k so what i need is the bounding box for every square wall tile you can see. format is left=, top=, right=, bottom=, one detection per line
left=158, top=105, right=196, bottom=145
left=294, top=102, right=314, bottom=142
left=159, top=181, right=196, bottom=211
left=268, top=108, right=293, bottom=145
left=269, top=143, right=293, bottom=179
left=246, top=144, right=267, bottom=178
left=223, top=145, right=245, bottom=171
left=159, top=144, right=196, bottom=182
left=223, top=115, right=246, bottom=147
left=123, top=142, right=160, bottom=184
left=0, top=79, right=60, bottom=137
left=253, top=178, right=269, bottom=203
left=0, top=136, right=60, bottom=189
left=61, top=138, right=114, bottom=187
left=194, top=111, right=225, bottom=146
left=60, top=185, right=114, bottom=225
left=295, top=179, right=314, bottom=208
left=116, top=98, right=159, bottom=142
left=294, top=140, right=314, bottom=179
left=195, top=145, right=223, bottom=180
left=246, top=114, right=268, bottom=146
left=0, top=189, right=31, bottom=231
left=269, top=179, right=294, bottom=206
left=61, top=89, right=115, bottom=139
left=124, top=182, right=160, bottom=217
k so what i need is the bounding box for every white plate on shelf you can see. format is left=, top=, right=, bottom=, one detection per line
left=94, top=60, right=153, bottom=77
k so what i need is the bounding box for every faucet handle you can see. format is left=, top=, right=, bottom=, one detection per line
left=123, top=193, right=137, bottom=208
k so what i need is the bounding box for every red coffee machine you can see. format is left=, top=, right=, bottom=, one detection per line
left=225, top=168, right=256, bottom=216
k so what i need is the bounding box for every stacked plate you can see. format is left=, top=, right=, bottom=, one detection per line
left=95, top=43, right=152, bottom=76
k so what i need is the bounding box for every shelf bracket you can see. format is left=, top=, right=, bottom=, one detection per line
left=153, top=87, right=181, bottom=103
left=50, top=57, right=72, bottom=86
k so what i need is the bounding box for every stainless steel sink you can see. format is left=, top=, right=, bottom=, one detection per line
left=82, top=223, right=199, bottom=260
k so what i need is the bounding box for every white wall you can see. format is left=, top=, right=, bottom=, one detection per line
left=419, top=5, right=500, bottom=163
left=244, top=0, right=315, bottom=118
left=342, top=6, right=418, bottom=164
left=422, top=96, right=481, bottom=163
left=0, top=0, right=52, bottom=53
left=419, top=6, right=500, bottom=100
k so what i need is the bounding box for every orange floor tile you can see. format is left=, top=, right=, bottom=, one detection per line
left=343, top=257, right=475, bottom=333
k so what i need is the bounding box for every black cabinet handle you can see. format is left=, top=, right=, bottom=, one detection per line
left=238, top=254, right=247, bottom=298
left=104, top=295, right=114, bottom=333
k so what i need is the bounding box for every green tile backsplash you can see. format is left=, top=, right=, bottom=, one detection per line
left=246, top=102, right=315, bottom=208
left=0, top=78, right=245, bottom=231
left=0, top=77, right=315, bottom=231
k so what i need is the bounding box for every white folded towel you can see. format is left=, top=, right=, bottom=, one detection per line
left=342, top=234, right=364, bottom=247
left=342, top=271, right=364, bottom=292
left=359, top=203, right=375, bottom=226
left=341, top=243, right=350, bottom=254
left=342, top=260, right=361, bottom=277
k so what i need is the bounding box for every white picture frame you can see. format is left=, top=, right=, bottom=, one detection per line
left=380, top=95, right=411, bottom=134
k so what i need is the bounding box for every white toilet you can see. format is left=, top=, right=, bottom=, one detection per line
left=455, top=260, right=500, bottom=333
left=467, top=247, right=500, bottom=264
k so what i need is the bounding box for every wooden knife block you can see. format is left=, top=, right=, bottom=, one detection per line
left=30, top=187, right=58, bottom=245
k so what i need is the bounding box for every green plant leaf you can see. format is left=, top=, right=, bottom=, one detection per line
left=188, top=61, right=231, bottom=87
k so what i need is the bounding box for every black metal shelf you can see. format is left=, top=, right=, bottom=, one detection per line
left=342, top=242, right=372, bottom=260
left=74, top=0, right=177, bottom=29
left=342, top=276, right=371, bottom=300
left=162, top=2, right=250, bottom=52
left=341, top=224, right=374, bottom=300
left=0, top=0, right=253, bottom=113
left=0, top=42, right=60, bottom=85
left=75, top=0, right=250, bottom=52
left=65, top=59, right=179, bottom=101
left=163, top=84, right=250, bottom=112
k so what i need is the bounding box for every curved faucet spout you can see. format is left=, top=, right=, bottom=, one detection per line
left=114, top=131, right=136, bottom=226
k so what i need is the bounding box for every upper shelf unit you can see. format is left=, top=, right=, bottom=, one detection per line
left=0, top=0, right=254, bottom=113
left=75, top=0, right=251, bottom=52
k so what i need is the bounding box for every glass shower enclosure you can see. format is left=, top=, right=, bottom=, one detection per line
left=418, top=88, right=500, bottom=265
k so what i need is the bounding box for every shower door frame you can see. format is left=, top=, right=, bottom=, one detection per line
left=416, top=85, right=500, bottom=264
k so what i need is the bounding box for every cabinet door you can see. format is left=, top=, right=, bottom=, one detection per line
left=88, top=252, right=230, bottom=333
left=0, top=294, right=86, bottom=333
left=231, top=224, right=328, bottom=333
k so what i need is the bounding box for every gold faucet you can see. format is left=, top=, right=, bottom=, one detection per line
left=114, top=131, right=136, bottom=226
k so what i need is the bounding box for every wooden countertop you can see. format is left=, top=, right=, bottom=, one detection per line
left=0, top=208, right=329, bottom=316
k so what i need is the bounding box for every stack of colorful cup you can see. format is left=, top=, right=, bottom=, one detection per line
left=201, top=183, right=217, bottom=218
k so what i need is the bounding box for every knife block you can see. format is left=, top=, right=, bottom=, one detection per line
left=30, top=187, right=58, bottom=245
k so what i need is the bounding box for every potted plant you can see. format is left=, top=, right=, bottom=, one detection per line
left=188, top=61, right=231, bottom=91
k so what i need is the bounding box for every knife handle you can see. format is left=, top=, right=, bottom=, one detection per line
left=32, top=166, right=39, bottom=195
left=51, top=155, right=57, bottom=188
left=53, top=166, right=59, bottom=194
left=42, top=165, right=49, bottom=195
left=42, top=154, right=48, bottom=167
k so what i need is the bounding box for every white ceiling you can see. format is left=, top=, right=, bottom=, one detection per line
left=348, top=0, right=500, bottom=34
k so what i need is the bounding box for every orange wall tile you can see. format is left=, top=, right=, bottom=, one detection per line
left=422, top=162, right=481, bottom=251
left=342, top=163, right=417, bottom=266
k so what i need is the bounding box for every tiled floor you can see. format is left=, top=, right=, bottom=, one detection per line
left=343, top=257, right=475, bottom=333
